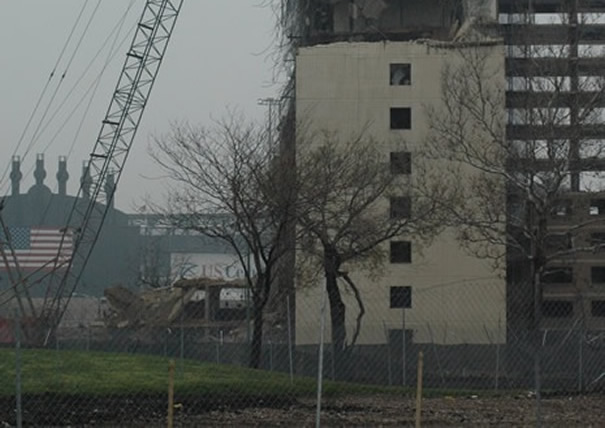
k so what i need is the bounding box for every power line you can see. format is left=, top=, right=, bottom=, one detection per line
left=26, top=1, right=138, bottom=164
left=4, top=1, right=138, bottom=196
left=0, top=0, right=93, bottom=189
left=20, top=1, right=103, bottom=165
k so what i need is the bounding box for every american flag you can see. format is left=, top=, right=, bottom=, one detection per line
left=0, top=227, right=73, bottom=272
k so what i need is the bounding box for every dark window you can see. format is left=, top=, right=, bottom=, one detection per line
left=390, top=241, right=411, bottom=263
left=390, top=151, right=411, bottom=174
left=591, top=232, right=605, bottom=245
left=591, top=266, right=605, bottom=283
left=592, top=300, right=605, bottom=317
left=390, top=286, right=412, bottom=308
left=390, top=64, right=411, bottom=85
left=313, top=4, right=333, bottom=32
left=590, top=199, right=605, bottom=215
left=542, top=267, right=573, bottom=284
left=542, top=300, right=573, bottom=318
left=390, top=196, right=411, bottom=219
left=551, top=199, right=572, bottom=217
left=544, top=234, right=571, bottom=255
left=390, top=108, right=411, bottom=130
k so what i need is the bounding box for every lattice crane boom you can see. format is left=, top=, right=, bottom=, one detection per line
left=41, top=0, right=184, bottom=340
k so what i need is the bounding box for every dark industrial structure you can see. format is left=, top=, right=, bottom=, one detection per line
left=0, top=155, right=140, bottom=297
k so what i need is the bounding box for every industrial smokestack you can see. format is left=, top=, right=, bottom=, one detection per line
left=34, top=154, right=46, bottom=187
left=10, top=156, right=22, bottom=196
left=56, top=156, right=69, bottom=196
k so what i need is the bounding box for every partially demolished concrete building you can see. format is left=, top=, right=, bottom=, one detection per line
left=103, top=278, right=251, bottom=342
left=286, top=0, right=506, bottom=346
left=287, top=0, right=605, bottom=349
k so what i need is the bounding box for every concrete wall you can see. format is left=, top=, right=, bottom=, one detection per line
left=295, top=40, right=506, bottom=345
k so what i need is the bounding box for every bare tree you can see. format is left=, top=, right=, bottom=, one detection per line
left=295, top=130, right=439, bottom=376
left=137, top=236, right=197, bottom=289
left=150, top=113, right=295, bottom=369
left=423, top=10, right=605, bottom=406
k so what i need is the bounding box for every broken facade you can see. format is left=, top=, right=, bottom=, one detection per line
left=292, top=0, right=497, bottom=44
left=287, top=0, right=506, bottom=346
left=286, top=0, right=605, bottom=347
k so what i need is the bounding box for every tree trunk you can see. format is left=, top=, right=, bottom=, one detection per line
left=249, top=297, right=264, bottom=369
left=324, top=248, right=346, bottom=379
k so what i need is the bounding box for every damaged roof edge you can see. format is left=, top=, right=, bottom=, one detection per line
left=292, top=0, right=500, bottom=47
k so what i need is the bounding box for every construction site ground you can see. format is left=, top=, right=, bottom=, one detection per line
left=2, top=392, right=605, bottom=427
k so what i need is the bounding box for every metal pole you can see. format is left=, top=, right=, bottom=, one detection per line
left=316, top=281, right=328, bottom=428
left=269, top=338, right=273, bottom=371
left=220, top=330, right=223, bottom=364
left=287, top=295, right=294, bottom=384
left=331, top=341, right=335, bottom=380
left=415, top=351, right=424, bottom=428
left=495, top=341, right=500, bottom=392
left=167, top=360, right=175, bottom=428
left=383, top=321, right=392, bottom=386
left=402, top=307, right=406, bottom=387
left=164, top=330, right=168, bottom=357
left=578, top=329, right=584, bottom=392
left=180, top=293, right=184, bottom=377
left=14, top=309, right=22, bottom=428
left=258, top=97, right=279, bottom=148
left=86, top=325, right=91, bottom=352
left=496, top=317, right=502, bottom=392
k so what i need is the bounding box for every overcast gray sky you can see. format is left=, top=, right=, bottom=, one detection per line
left=0, top=1, right=280, bottom=211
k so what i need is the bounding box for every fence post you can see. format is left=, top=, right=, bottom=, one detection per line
left=402, top=307, right=406, bottom=387
left=415, top=351, right=424, bottom=428
left=484, top=323, right=500, bottom=392
left=287, top=295, right=294, bottom=384
left=578, top=329, right=584, bottom=393
left=167, top=360, right=175, bottom=428
left=179, top=294, right=184, bottom=377
left=427, top=323, right=445, bottom=387
left=14, top=309, right=23, bottom=428
left=269, top=338, right=273, bottom=371
left=495, top=340, right=500, bottom=392
left=164, top=329, right=168, bottom=357
left=330, top=341, right=335, bottom=380
left=86, top=325, right=91, bottom=352
left=383, top=322, right=392, bottom=386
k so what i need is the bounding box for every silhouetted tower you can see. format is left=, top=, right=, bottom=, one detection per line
left=56, top=156, right=69, bottom=196
left=10, top=156, right=22, bottom=196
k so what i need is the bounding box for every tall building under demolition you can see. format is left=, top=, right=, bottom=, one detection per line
left=287, top=0, right=605, bottom=347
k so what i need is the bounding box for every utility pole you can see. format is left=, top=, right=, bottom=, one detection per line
left=258, top=97, right=280, bottom=147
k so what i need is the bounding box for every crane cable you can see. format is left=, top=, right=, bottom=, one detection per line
left=17, top=0, right=138, bottom=168
left=1, top=0, right=136, bottom=192
left=0, top=0, right=93, bottom=190
left=20, top=0, right=103, bottom=165
left=59, top=1, right=138, bottom=161
left=0, top=1, right=137, bottom=310
left=21, top=2, right=137, bottom=240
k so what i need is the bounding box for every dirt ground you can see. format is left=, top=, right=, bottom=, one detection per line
left=2, top=393, right=604, bottom=427
left=175, top=394, right=605, bottom=427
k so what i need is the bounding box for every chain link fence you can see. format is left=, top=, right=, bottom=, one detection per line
left=1, top=288, right=604, bottom=427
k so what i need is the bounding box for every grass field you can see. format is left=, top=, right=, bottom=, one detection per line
left=0, top=348, right=406, bottom=398
left=2, top=349, right=601, bottom=426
